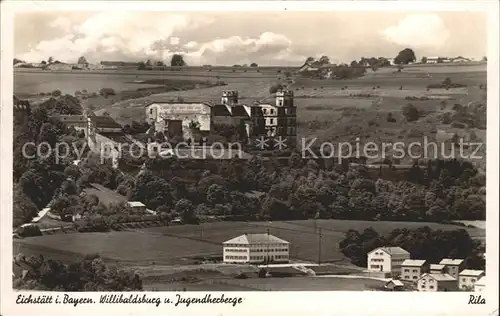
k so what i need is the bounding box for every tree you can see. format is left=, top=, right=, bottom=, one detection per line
left=41, top=60, right=47, bottom=65
left=170, top=54, right=187, bottom=67
left=145, top=59, right=152, bottom=67
left=318, top=55, right=330, bottom=65
left=305, top=57, right=315, bottom=63
left=394, top=48, right=416, bottom=65
left=402, top=104, right=420, bottom=122
left=421, top=57, right=427, bottom=64
left=48, top=57, right=54, bottom=64
left=250, top=62, right=258, bottom=67
left=77, top=56, right=88, bottom=64
left=175, top=199, right=198, bottom=224
left=155, top=60, right=165, bottom=67
left=137, top=62, right=146, bottom=70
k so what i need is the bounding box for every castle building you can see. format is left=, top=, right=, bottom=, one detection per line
left=144, top=90, right=297, bottom=148
left=257, top=90, right=297, bottom=147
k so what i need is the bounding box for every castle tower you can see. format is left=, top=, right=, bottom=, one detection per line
left=221, top=90, right=239, bottom=106
left=275, top=90, right=294, bottom=108
left=275, top=90, right=296, bottom=148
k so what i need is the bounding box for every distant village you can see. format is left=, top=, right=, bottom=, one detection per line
left=222, top=233, right=486, bottom=292
left=13, top=55, right=482, bottom=71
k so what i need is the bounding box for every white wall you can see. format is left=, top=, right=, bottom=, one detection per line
left=367, top=249, right=391, bottom=272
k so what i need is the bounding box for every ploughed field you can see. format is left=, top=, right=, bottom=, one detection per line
left=14, top=219, right=485, bottom=266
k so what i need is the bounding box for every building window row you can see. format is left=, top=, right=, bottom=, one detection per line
left=225, top=248, right=247, bottom=253
left=249, top=244, right=287, bottom=248
left=371, top=258, right=384, bottom=262
left=225, top=256, right=247, bottom=260
left=250, top=248, right=288, bottom=253
left=370, top=265, right=380, bottom=269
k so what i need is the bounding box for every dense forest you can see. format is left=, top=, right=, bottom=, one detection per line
left=13, top=253, right=142, bottom=291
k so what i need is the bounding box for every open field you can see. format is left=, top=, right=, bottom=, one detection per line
left=144, top=275, right=386, bottom=291
left=14, top=67, right=283, bottom=96
left=14, top=219, right=485, bottom=267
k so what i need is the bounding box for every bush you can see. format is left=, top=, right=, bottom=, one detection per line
left=99, top=88, right=116, bottom=98
left=402, top=104, right=420, bottom=122
left=51, top=90, right=62, bottom=97
left=387, top=113, right=397, bottom=123
left=17, top=225, right=42, bottom=237
left=258, top=268, right=268, bottom=278
left=269, top=84, right=284, bottom=94
left=234, top=273, right=248, bottom=279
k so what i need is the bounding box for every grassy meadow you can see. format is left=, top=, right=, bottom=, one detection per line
left=14, top=219, right=485, bottom=267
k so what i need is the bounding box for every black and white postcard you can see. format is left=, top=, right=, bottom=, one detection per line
left=1, top=1, right=498, bottom=316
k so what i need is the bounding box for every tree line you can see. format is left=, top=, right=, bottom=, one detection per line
left=339, top=226, right=485, bottom=270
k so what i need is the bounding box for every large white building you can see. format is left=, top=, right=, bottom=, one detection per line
left=367, top=247, right=410, bottom=275
left=222, top=233, right=290, bottom=264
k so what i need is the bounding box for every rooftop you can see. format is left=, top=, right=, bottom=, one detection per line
left=127, top=201, right=146, bottom=207
left=459, top=269, right=485, bottom=277
left=386, top=279, right=404, bottom=287
left=430, top=264, right=446, bottom=270
left=420, top=273, right=456, bottom=282
left=402, top=259, right=427, bottom=266
left=439, top=259, right=464, bottom=265
left=223, top=233, right=289, bottom=245
left=370, top=247, right=410, bottom=256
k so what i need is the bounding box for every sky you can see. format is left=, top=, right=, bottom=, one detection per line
left=14, top=11, right=487, bottom=66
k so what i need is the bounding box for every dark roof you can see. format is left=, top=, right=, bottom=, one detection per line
left=211, top=104, right=232, bottom=117
left=57, top=115, right=87, bottom=124
left=231, top=105, right=250, bottom=118
left=89, top=116, right=122, bottom=129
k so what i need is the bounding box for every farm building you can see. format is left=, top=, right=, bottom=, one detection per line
left=439, top=258, right=465, bottom=279
left=401, top=259, right=428, bottom=282
left=384, top=279, right=404, bottom=291
left=222, top=233, right=290, bottom=264
left=458, top=269, right=485, bottom=290
left=127, top=201, right=147, bottom=213
left=417, top=273, right=457, bottom=292
left=366, top=247, right=410, bottom=275
left=298, top=62, right=319, bottom=72
left=451, top=56, right=471, bottom=63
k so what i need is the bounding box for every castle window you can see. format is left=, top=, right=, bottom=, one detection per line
left=150, top=108, right=153, bottom=114
left=270, top=118, right=274, bottom=124
left=278, top=100, right=283, bottom=106
left=270, top=109, right=275, bottom=115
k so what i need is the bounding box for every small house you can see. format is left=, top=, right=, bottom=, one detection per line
left=439, top=258, right=465, bottom=279
left=458, top=269, right=485, bottom=291
left=417, top=273, right=457, bottom=292
left=384, top=279, right=404, bottom=291
left=401, top=259, right=428, bottom=282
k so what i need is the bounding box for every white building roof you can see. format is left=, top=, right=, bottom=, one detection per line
left=402, top=259, right=426, bottom=267
left=420, top=273, right=456, bottom=282
left=430, top=264, right=445, bottom=270
left=439, top=258, right=464, bottom=265
left=369, top=247, right=409, bottom=256
left=386, top=279, right=404, bottom=286
left=127, top=201, right=146, bottom=207
left=223, top=233, right=289, bottom=245
left=459, top=269, right=485, bottom=277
